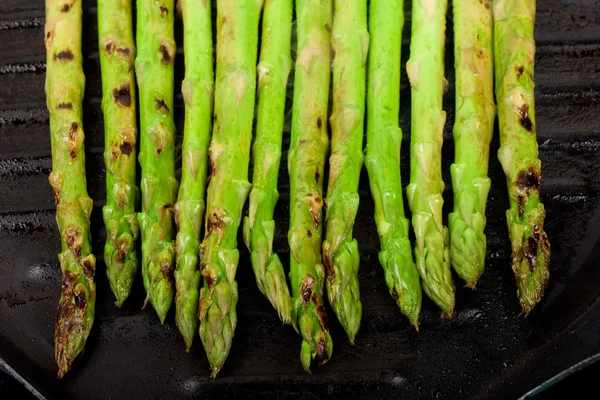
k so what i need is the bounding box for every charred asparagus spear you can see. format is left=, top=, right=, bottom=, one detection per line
left=365, top=0, right=422, bottom=329
left=322, top=0, right=368, bottom=343
left=242, top=0, right=293, bottom=324
left=46, top=0, right=96, bottom=378
left=289, top=0, right=333, bottom=371
left=406, top=0, right=456, bottom=317
left=98, top=0, right=139, bottom=307
left=493, top=0, right=550, bottom=314
left=449, top=0, right=496, bottom=288
left=135, top=0, right=178, bottom=323
left=174, top=0, right=214, bottom=351
left=198, top=0, right=263, bottom=378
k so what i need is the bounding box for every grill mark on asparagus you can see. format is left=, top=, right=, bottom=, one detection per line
left=160, top=5, right=168, bottom=17
left=82, top=259, right=94, bottom=279
left=54, top=50, right=74, bottom=61
left=113, top=84, right=131, bottom=107
left=74, top=290, right=86, bottom=309
left=316, top=340, right=328, bottom=365
left=68, top=122, right=78, bottom=160
left=300, top=274, right=316, bottom=304
left=104, top=41, right=115, bottom=55
left=315, top=302, right=328, bottom=332
left=161, top=261, right=173, bottom=279
left=155, top=98, right=170, bottom=113
left=120, top=141, right=134, bottom=155
left=517, top=104, right=533, bottom=132
left=116, top=47, right=131, bottom=57
left=60, top=3, right=72, bottom=13
left=523, top=236, right=537, bottom=271
left=159, top=44, right=173, bottom=65
left=518, top=195, right=525, bottom=219
left=57, top=102, right=72, bottom=110
left=516, top=168, right=541, bottom=192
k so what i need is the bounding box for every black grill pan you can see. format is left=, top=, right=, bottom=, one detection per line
left=1, top=0, right=600, bottom=398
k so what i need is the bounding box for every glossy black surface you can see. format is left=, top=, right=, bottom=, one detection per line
left=1, top=0, right=600, bottom=399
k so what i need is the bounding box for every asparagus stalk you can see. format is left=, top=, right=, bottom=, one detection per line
left=174, top=0, right=214, bottom=351
left=493, top=0, right=550, bottom=314
left=98, top=0, right=139, bottom=307
left=406, top=0, right=456, bottom=317
left=135, top=0, right=178, bottom=323
left=449, top=0, right=496, bottom=288
left=289, top=0, right=333, bottom=371
left=242, top=0, right=293, bottom=324
left=45, top=0, right=96, bottom=378
left=365, top=0, right=422, bottom=329
left=198, top=0, right=263, bottom=378
left=322, top=0, right=368, bottom=343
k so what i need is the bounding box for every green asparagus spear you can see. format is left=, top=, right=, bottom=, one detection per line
left=322, top=0, right=368, bottom=343
left=174, top=0, right=214, bottom=352
left=449, top=0, right=496, bottom=288
left=98, top=0, right=139, bottom=307
left=45, top=0, right=96, bottom=378
left=364, top=0, right=422, bottom=329
left=406, top=0, right=456, bottom=317
left=198, top=0, right=263, bottom=378
left=289, top=0, right=333, bottom=372
left=135, top=0, right=178, bottom=323
left=493, top=0, right=550, bottom=314
left=242, top=0, right=293, bottom=324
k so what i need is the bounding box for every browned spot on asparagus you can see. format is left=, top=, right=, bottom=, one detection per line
left=54, top=50, right=74, bottom=61
left=113, top=84, right=131, bottom=107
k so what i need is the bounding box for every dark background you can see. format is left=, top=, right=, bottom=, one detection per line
left=1, top=0, right=600, bottom=398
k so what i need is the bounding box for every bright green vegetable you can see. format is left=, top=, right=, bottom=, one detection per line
left=449, top=0, right=496, bottom=288
left=135, top=0, right=178, bottom=323
left=322, top=0, right=368, bottom=343
left=289, top=0, right=333, bottom=372
left=406, top=0, right=455, bottom=317
left=198, top=0, right=263, bottom=378
left=174, top=0, right=214, bottom=351
left=365, top=0, right=422, bottom=329
left=493, top=0, right=550, bottom=314
left=242, top=0, right=293, bottom=324
left=98, top=0, right=139, bottom=307
left=46, top=0, right=96, bottom=378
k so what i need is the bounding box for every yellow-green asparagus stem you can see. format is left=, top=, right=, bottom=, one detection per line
left=289, top=0, right=333, bottom=372
left=406, top=0, right=456, bottom=317
left=198, top=0, right=263, bottom=378
left=46, top=0, right=96, bottom=378
left=449, top=0, right=496, bottom=288
left=322, top=0, right=368, bottom=343
left=99, top=0, right=139, bottom=307
left=135, top=0, right=178, bottom=323
left=493, top=0, right=550, bottom=314
left=242, top=0, right=293, bottom=324
left=174, top=0, right=214, bottom=351
left=365, top=0, right=422, bottom=329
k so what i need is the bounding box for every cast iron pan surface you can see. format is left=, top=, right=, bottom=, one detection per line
left=1, top=0, right=600, bottom=398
